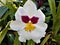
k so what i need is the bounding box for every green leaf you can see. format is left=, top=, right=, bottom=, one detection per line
left=0, top=21, right=10, bottom=44
left=0, top=11, right=10, bottom=22
left=57, top=3, right=60, bottom=16
left=14, top=33, right=21, bottom=45
left=0, top=6, right=8, bottom=18
left=45, top=16, right=51, bottom=23
left=55, top=34, right=60, bottom=45
left=27, top=40, right=35, bottom=45
left=56, top=3, right=60, bottom=22
left=7, top=32, right=15, bottom=45
left=48, top=0, right=59, bottom=37
left=40, top=34, right=51, bottom=45
left=0, top=9, right=16, bottom=22
left=56, top=2, right=60, bottom=30
left=52, top=20, right=60, bottom=36
left=52, top=3, right=60, bottom=36
left=48, top=0, right=56, bottom=16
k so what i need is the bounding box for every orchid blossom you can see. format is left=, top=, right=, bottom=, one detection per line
left=0, top=0, right=6, bottom=7
left=10, top=0, right=48, bottom=43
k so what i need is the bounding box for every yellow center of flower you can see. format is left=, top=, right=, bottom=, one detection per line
left=24, top=22, right=36, bottom=32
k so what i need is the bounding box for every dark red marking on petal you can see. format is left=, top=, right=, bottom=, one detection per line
left=21, top=16, right=30, bottom=23
left=31, top=16, right=39, bottom=24
left=21, top=16, right=39, bottom=24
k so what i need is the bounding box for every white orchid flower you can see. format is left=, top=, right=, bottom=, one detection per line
left=0, top=0, right=6, bottom=7
left=10, top=0, right=48, bottom=43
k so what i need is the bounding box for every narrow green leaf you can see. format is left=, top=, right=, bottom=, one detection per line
left=14, top=33, right=21, bottom=45
left=55, top=34, right=60, bottom=45
left=0, top=11, right=11, bottom=22
left=52, top=3, right=60, bottom=37
left=45, top=16, right=51, bottom=23
left=48, top=0, right=57, bottom=37
left=0, top=21, right=10, bottom=44
left=0, top=6, right=8, bottom=18
left=40, top=34, right=51, bottom=45
left=57, top=3, right=60, bottom=15
left=0, top=9, right=16, bottom=22
left=56, top=2, right=60, bottom=22
left=7, top=32, right=15, bottom=45
left=48, top=0, right=56, bottom=16
left=27, top=40, right=35, bottom=45
left=52, top=20, right=60, bottom=36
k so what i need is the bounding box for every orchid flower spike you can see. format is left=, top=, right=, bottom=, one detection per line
left=10, top=0, right=48, bottom=43
left=0, top=0, right=6, bottom=7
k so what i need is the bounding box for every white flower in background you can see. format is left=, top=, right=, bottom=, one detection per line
left=0, top=0, right=6, bottom=7
left=10, top=0, right=48, bottom=43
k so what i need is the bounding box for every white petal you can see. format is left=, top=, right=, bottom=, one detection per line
left=30, top=23, right=47, bottom=43
left=10, top=21, right=25, bottom=31
left=18, top=30, right=31, bottom=40
left=31, top=29, right=45, bottom=39
left=35, top=9, right=45, bottom=23
left=36, top=23, right=48, bottom=32
left=33, top=39, right=40, bottom=44
left=15, top=7, right=28, bottom=21
left=23, top=0, right=37, bottom=10
left=23, top=0, right=37, bottom=16
left=19, top=35, right=26, bottom=42
left=30, top=29, right=45, bottom=43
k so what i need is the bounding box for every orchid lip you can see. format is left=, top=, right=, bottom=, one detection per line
left=21, top=16, right=39, bottom=24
